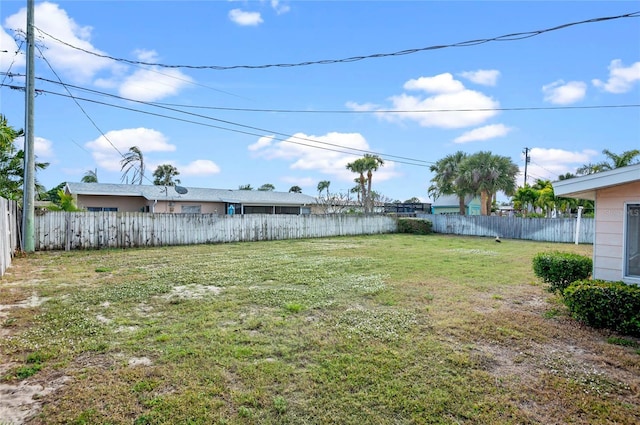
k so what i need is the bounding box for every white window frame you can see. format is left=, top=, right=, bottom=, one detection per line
left=623, top=202, right=640, bottom=285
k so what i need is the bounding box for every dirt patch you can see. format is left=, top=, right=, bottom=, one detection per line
left=0, top=372, right=70, bottom=425
left=161, top=285, right=222, bottom=300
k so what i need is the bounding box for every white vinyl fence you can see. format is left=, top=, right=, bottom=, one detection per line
left=1, top=197, right=20, bottom=277
left=34, top=212, right=398, bottom=250
left=419, top=214, right=594, bottom=244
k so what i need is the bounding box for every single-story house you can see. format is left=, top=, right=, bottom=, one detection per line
left=554, top=163, right=640, bottom=285
left=65, top=183, right=316, bottom=215
left=431, top=195, right=481, bottom=215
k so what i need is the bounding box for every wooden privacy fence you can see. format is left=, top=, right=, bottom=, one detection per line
left=1, top=197, right=20, bottom=277
left=34, top=212, right=398, bottom=250
left=419, top=214, right=594, bottom=243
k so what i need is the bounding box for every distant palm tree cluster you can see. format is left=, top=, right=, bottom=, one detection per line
left=429, top=149, right=639, bottom=217
left=429, top=151, right=519, bottom=216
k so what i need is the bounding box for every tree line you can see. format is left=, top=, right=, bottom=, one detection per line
left=429, top=149, right=640, bottom=217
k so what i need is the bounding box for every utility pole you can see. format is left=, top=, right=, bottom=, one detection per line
left=22, top=0, right=35, bottom=252
left=523, top=147, right=531, bottom=187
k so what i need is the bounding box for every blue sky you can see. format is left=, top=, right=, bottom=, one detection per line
left=1, top=1, right=639, bottom=202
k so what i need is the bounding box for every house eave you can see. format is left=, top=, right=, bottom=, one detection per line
left=553, top=164, right=640, bottom=200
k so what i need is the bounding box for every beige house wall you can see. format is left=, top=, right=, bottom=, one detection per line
left=76, top=195, right=227, bottom=215
left=594, top=181, right=640, bottom=281
left=153, top=201, right=226, bottom=214
left=76, top=195, right=148, bottom=212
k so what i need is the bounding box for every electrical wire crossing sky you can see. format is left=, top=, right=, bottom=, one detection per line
left=1, top=1, right=639, bottom=202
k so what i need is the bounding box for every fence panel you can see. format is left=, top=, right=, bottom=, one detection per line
left=1, top=197, right=20, bottom=277
left=419, top=214, right=594, bottom=243
left=33, top=212, right=398, bottom=250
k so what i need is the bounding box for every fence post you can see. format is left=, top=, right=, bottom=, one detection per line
left=575, top=206, right=583, bottom=245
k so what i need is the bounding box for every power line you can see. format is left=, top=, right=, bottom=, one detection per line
left=8, top=28, right=251, bottom=101
left=32, top=45, right=157, bottom=184
left=2, top=82, right=432, bottom=168
left=33, top=11, right=640, bottom=71
left=4, top=72, right=638, bottom=114
left=147, top=102, right=640, bottom=114
left=1, top=74, right=432, bottom=165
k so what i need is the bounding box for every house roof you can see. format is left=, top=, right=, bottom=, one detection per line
left=65, top=183, right=316, bottom=206
left=431, top=194, right=478, bottom=207
left=553, top=163, right=640, bottom=200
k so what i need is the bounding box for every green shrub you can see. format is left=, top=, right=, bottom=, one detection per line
left=563, top=279, right=640, bottom=337
left=396, top=218, right=432, bottom=235
left=532, top=251, right=592, bottom=293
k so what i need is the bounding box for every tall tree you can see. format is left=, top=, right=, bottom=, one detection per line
left=288, top=185, right=302, bottom=193
left=120, top=146, right=145, bottom=184
left=458, top=151, right=519, bottom=216
left=81, top=169, right=98, bottom=183
left=317, top=180, right=330, bottom=197
left=152, top=164, right=180, bottom=186
left=346, top=154, right=384, bottom=214
left=601, top=148, right=640, bottom=169
left=428, top=151, right=470, bottom=215
left=258, top=183, right=275, bottom=191
left=577, top=149, right=640, bottom=175
left=0, top=114, right=48, bottom=201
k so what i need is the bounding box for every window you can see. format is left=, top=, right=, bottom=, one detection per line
left=625, top=203, right=640, bottom=279
left=181, top=205, right=201, bottom=214
left=87, top=207, right=117, bottom=212
left=275, top=206, right=299, bottom=215
left=244, top=206, right=272, bottom=214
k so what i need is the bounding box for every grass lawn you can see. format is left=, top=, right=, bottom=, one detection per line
left=1, top=234, right=638, bottom=424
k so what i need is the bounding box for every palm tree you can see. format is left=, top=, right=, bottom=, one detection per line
left=459, top=151, right=519, bottom=216
left=346, top=158, right=368, bottom=211
left=0, top=115, right=48, bottom=201
left=289, top=185, right=302, bottom=193
left=577, top=149, right=640, bottom=175
left=346, top=154, right=384, bottom=214
left=81, top=169, right=98, bottom=183
left=120, top=146, right=145, bottom=184
left=317, top=180, right=330, bottom=197
left=152, top=164, right=180, bottom=186
left=532, top=179, right=555, bottom=217
left=363, top=154, right=384, bottom=213
left=601, top=149, right=640, bottom=169
left=428, top=151, right=470, bottom=215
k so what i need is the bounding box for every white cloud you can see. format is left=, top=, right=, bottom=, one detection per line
left=453, top=124, right=512, bottom=144
left=14, top=136, right=55, bottom=159
left=93, top=50, right=194, bottom=102
left=229, top=9, right=264, bottom=26
left=350, top=73, right=500, bottom=129
left=249, top=132, right=399, bottom=183
left=117, top=67, right=194, bottom=102
left=248, top=135, right=275, bottom=151
left=271, top=0, right=291, bottom=15
left=592, top=59, right=640, bottom=94
left=181, top=159, right=221, bottom=176
left=344, top=101, right=379, bottom=112
left=85, top=128, right=176, bottom=171
left=542, top=80, right=587, bottom=105
left=4, top=3, right=191, bottom=101
left=520, top=147, right=599, bottom=184
left=404, top=73, right=465, bottom=94
left=3, top=2, right=116, bottom=82
left=0, top=27, right=25, bottom=70
left=459, top=70, right=500, bottom=86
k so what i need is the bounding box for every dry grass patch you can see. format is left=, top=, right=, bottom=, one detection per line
left=0, top=235, right=638, bottom=424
